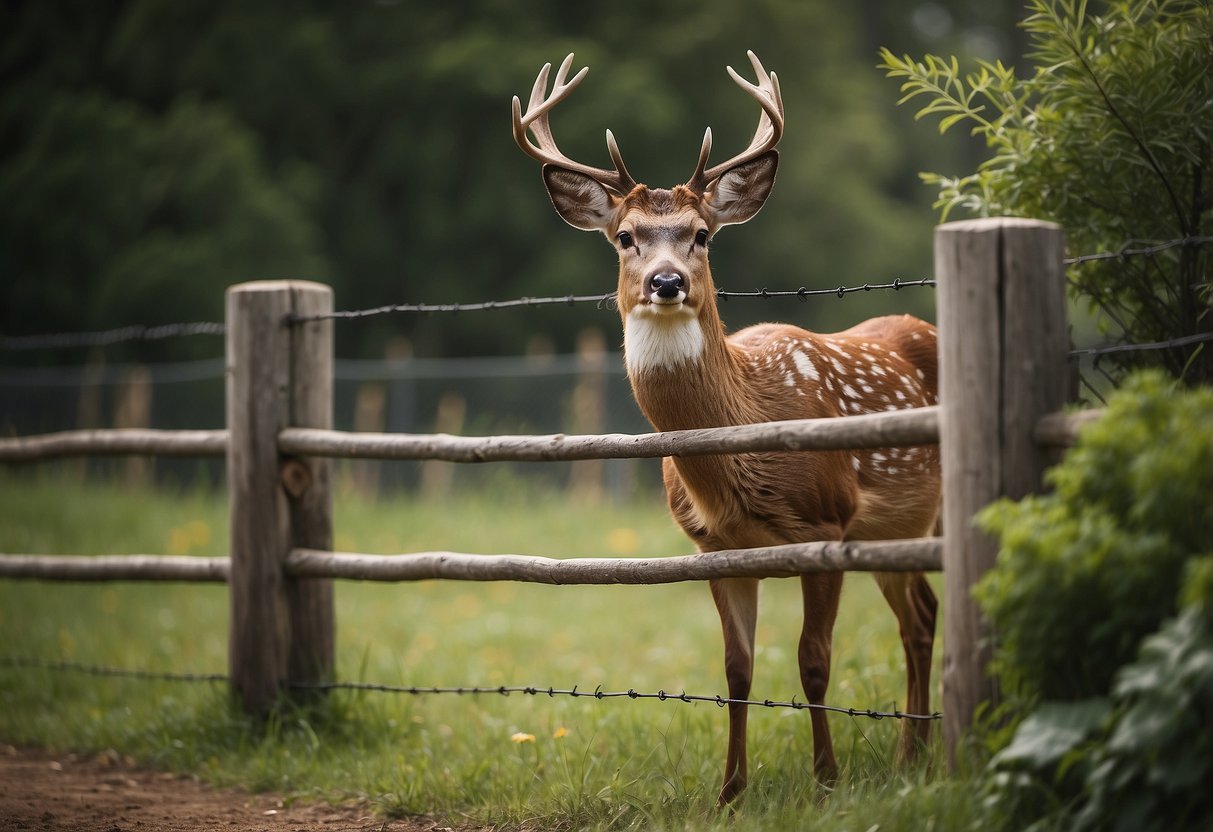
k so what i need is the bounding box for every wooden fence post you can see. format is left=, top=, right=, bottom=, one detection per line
left=226, top=280, right=335, bottom=716
left=935, top=218, right=1068, bottom=767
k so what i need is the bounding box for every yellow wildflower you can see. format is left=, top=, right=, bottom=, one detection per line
left=607, top=527, right=640, bottom=554
left=553, top=726, right=570, bottom=740
left=510, top=732, right=536, bottom=744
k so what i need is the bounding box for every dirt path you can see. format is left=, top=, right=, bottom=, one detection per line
left=0, top=745, right=457, bottom=831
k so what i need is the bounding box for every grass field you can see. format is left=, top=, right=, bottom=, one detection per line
left=0, top=467, right=982, bottom=830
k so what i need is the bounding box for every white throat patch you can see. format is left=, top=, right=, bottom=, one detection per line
left=624, top=306, right=705, bottom=372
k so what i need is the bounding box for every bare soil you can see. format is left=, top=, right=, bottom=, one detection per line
left=0, top=745, right=466, bottom=832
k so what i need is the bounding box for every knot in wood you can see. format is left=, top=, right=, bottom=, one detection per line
left=280, top=458, right=313, bottom=498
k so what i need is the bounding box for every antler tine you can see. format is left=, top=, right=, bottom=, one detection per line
left=526, top=60, right=553, bottom=115
left=524, top=54, right=581, bottom=134
left=687, top=50, right=785, bottom=193
left=512, top=54, right=636, bottom=195
left=605, top=129, right=636, bottom=191
left=693, top=127, right=713, bottom=182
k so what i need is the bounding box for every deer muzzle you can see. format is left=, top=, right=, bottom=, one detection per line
left=647, top=272, right=686, bottom=304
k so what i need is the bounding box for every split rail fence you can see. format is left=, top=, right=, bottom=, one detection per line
left=0, top=217, right=1098, bottom=766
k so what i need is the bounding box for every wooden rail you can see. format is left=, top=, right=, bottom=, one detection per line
left=0, top=554, right=229, bottom=582
left=286, top=538, right=942, bottom=583
left=0, top=407, right=1102, bottom=467
left=278, top=407, right=941, bottom=462
left=0, top=429, right=227, bottom=461
left=0, top=539, right=942, bottom=584
left=1033, top=408, right=1104, bottom=447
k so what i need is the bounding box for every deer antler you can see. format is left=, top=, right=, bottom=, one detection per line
left=512, top=54, right=637, bottom=196
left=686, top=51, right=784, bottom=193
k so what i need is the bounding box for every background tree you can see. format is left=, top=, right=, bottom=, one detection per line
left=0, top=0, right=1014, bottom=366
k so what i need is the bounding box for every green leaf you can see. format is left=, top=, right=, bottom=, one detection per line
left=992, top=699, right=1111, bottom=770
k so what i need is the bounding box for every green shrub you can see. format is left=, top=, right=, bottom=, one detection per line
left=1072, top=584, right=1213, bottom=831
left=973, top=372, right=1213, bottom=830
left=975, top=372, right=1213, bottom=701
left=985, top=565, right=1213, bottom=832
left=880, top=0, right=1213, bottom=384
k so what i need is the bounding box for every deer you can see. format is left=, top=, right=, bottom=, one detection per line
left=512, top=52, right=940, bottom=805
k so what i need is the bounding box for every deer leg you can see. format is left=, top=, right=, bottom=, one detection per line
left=799, top=572, right=843, bottom=784
left=709, top=576, right=759, bottom=806
left=873, top=571, right=938, bottom=762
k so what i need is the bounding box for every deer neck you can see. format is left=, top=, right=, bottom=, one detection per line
left=623, top=294, right=751, bottom=432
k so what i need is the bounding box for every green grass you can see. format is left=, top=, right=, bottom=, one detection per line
left=0, top=467, right=983, bottom=830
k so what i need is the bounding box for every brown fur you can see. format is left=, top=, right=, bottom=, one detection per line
left=539, top=139, right=938, bottom=808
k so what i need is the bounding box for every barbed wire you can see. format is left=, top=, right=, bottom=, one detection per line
left=0, top=322, right=224, bottom=352
left=0, top=280, right=932, bottom=350
left=0, top=656, right=940, bottom=721
left=715, top=278, right=935, bottom=302
left=1069, top=330, right=1213, bottom=359
left=281, top=279, right=938, bottom=325
left=1062, top=235, right=1212, bottom=266
left=1, top=235, right=1205, bottom=351
left=287, top=680, right=940, bottom=720
left=0, top=656, right=227, bottom=684
left=289, top=292, right=620, bottom=323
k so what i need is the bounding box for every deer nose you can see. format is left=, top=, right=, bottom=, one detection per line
left=649, top=272, right=685, bottom=300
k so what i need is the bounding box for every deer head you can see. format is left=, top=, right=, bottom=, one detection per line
left=513, top=52, right=784, bottom=368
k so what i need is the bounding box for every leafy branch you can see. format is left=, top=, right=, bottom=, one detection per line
left=880, top=0, right=1213, bottom=383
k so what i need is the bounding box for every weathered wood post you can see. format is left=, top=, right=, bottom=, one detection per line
left=935, top=218, right=1069, bottom=766
left=226, top=280, right=335, bottom=716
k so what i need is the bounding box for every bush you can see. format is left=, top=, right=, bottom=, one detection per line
left=880, top=0, right=1213, bottom=383
left=975, top=371, right=1213, bottom=701
left=973, top=372, right=1213, bottom=830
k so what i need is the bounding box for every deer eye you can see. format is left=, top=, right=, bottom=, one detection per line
left=695, top=229, right=710, bottom=247
left=616, top=231, right=634, bottom=249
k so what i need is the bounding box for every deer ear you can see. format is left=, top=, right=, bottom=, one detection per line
left=543, top=166, right=619, bottom=232
left=704, top=150, right=778, bottom=227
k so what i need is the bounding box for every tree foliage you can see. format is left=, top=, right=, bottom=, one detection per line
left=0, top=0, right=998, bottom=364
left=881, top=0, right=1213, bottom=383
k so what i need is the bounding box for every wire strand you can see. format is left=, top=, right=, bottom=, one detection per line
left=1063, top=235, right=1212, bottom=266
left=1069, top=330, right=1213, bottom=358
left=0, top=656, right=227, bottom=684
left=0, top=322, right=224, bottom=351
left=281, top=279, right=938, bottom=325
left=0, top=656, right=941, bottom=721
left=2, top=233, right=1207, bottom=352
left=286, top=680, right=940, bottom=720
